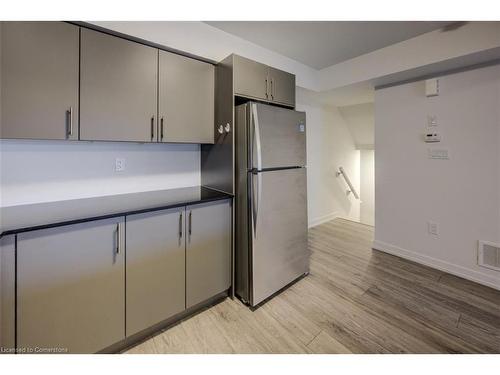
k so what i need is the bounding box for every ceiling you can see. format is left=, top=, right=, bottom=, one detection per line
left=205, top=21, right=452, bottom=69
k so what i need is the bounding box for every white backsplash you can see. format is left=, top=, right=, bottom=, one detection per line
left=0, top=139, right=201, bottom=207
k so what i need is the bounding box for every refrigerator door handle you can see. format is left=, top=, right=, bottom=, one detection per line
left=251, top=103, right=262, bottom=171
left=252, top=172, right=262, bottom=237
left=251, top=174, right=256, bottom=236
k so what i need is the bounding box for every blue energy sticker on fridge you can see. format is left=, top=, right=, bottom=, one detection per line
left=298, top=123, right=305, bottom=133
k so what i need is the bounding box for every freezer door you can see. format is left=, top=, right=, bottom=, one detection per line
left=250, top=168, right=309, bottom=306
left=250, top=102, right=306, bottom=170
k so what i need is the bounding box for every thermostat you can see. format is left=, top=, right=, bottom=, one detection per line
left=424, top=132, right=441, bottom=143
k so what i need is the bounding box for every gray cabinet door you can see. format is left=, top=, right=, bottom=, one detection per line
left=0, top=235, right=15, bottom=352
left=80, top=28, right=158, bottom=142
left=126, top=207, right=186, bottom=337
left=159, top=51, right=214, bottom=143
left=0, top=22, right=79, bottom=140
left=17, top=217, right=125, bottom=354
left=268, top=67, right=295, bottom=107
left=186, top=200, right=231, bottom=308
left=233, top=55, right=269, bottom=101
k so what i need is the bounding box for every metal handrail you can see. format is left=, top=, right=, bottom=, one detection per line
left=336, top=166, right=360, bottom=200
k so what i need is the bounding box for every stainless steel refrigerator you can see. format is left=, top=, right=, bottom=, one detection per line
left=235, top=101, right=309, bottom=307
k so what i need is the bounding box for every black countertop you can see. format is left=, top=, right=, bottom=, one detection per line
left=0, top=186, right=232, bottom=238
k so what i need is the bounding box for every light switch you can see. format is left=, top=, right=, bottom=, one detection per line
left=424, top=132, right=441, bottom=143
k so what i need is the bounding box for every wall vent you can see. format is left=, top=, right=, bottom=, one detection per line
left=478, top=240, right=500, bottom=272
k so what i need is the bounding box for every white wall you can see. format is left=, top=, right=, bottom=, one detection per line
left=297, top=88, right=361, bottom=227
left=374, top=64, right=500, bottom=290
left=360, top=150, right=375, bottom=226
left=0, top=140, right=200, bottom=207
left=338, top=102, right=375, bottom=148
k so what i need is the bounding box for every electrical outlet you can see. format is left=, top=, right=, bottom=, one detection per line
left=115, top=158, right=125, bottom=172
left=427, top=221, right=439, bottom=236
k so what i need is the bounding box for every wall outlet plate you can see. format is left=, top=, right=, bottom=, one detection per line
left=115, top=158, right=125, bottom=172
left=425, top=78, right=439, bottom=97
left=427, top=221, right=439, bottom=236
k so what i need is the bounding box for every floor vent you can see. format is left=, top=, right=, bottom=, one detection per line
left=478, top=241, right=500, bottom=271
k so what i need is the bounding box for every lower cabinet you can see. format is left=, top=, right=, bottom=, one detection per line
left=0, top=235, right=15, bottom=353
left=126, top=207, right=186, bottom=336
left=17, top=217, right=125, bottom=354
left=186, top=200, right=232, bottom=308
left=12, top=198, right=231, bottom=353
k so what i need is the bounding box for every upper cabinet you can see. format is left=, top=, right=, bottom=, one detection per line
left=268, top=67, right=296, bottom=107
left=0, top=22, right=79, bottom=140
left=232, top=55, right=296, bottom=108
left=159, top=51, right=214, bottom=143
left=80, top=28, right=158, bottom=142
left=233, top=55, right=269, bottom=102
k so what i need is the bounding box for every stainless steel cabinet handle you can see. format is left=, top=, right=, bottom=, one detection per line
left=116, top=223, right=120, bottom=254
left=265, top=78, right=269, bottom=99
left=150, top=116, right=155, bottom=140
left=67, top=107, right=73, bottom=137
left=179, top=211, right=183, bottom=239
left=160, top=117, right=164, bottom=141
left=188, top=210, right=192, bottom=237
left=270, top=78, right=274, bottom=100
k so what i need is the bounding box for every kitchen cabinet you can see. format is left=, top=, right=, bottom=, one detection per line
left=17, top=217, right=125, bottom=354
left=268, top=67, right=296, bottom=107
left=126, top=207, right=186, bottom=336
left=159, top=51, right=215, bottom=143
left=0, top=22, right=79, bottom=140
left=0, top=235, right=15, bottom=352
left=4, top=187, right=231, bottom=353
left=0, top=21, right=231, bottom=144
left=233, top=55, right=296, bottom=107
left=186, top=200, right=231, bottom=308
left=80, top=28, right=158, bottom=142
left=233, top=55, right=270, bottom=102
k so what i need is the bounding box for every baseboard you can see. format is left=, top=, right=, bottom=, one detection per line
left=308, top=211, right=339, bottom=228
left=373, top=240, right=500, bottom=291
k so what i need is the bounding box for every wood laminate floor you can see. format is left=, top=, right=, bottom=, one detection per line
left=125, top=218, right=500, bottom=354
